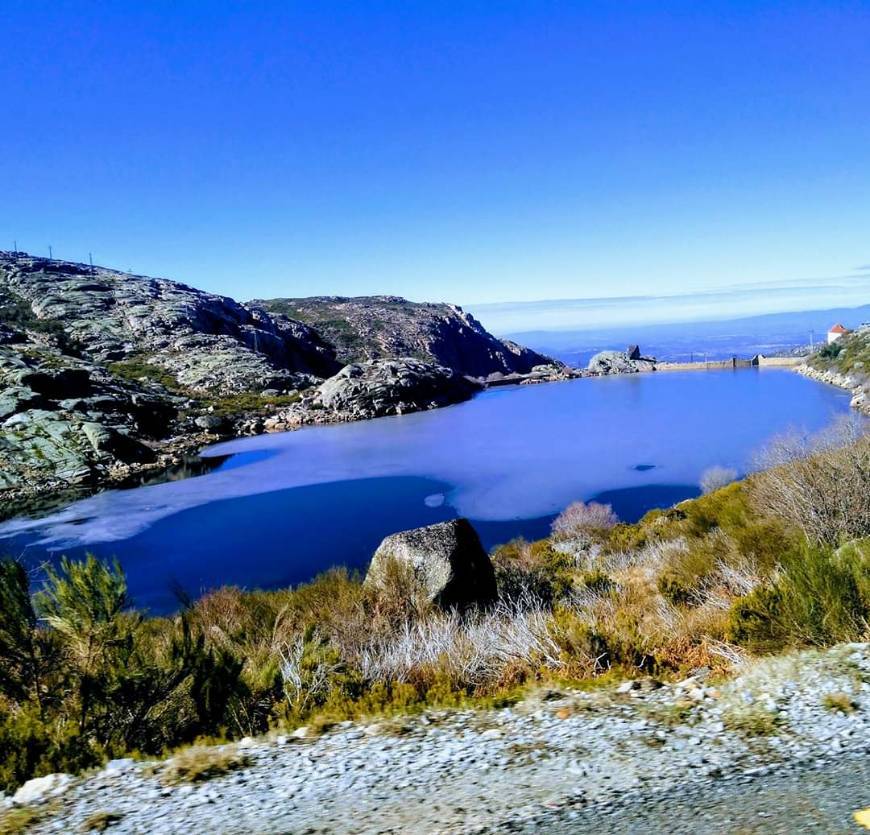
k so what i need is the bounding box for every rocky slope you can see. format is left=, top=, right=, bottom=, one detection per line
left=254, top=295, right=552, bottom=378
left=798, top=325, right=870, bottom=415
left=0, top=253, right=560, bottom=504
left=5, top=642, right=868, bottom=834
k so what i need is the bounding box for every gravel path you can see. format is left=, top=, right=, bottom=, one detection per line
left=507, top=751, right=870, bottom=833
left=5, top=643, right=869, bottom=834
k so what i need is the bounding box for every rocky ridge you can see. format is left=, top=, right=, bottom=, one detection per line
left=0, top=253, right=564, bottom=504
left=5, top=642, right=868, bottom=834
left=263, top=358, right=483, bottom=429
left=253, top=295, right=552, bottom=378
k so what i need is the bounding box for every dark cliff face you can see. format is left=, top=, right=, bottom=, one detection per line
left=253, top=295, right=555, bottom=378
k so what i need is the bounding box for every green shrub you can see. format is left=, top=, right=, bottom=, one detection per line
left=0, top=701, right=101, bottom=794
left=492, top=539, right=575, bottom=602
left=108, top=358, right=179, bottom=390
left=656, top=535, right=721, bottom=605
left=725, top=543, right=867, bottom=652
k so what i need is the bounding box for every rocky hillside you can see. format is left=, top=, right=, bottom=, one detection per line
left=799, top=324, right=870, bottom=414
left=254, top=295, right=552, bottom=378
left=0, top=253, right=558, bottom=502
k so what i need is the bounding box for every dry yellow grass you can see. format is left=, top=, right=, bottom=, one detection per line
left=161, top=745, right=250, bottom=785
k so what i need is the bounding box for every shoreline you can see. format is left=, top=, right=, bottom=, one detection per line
left=796, top=363, right=870, bottom=415
left=0, top=356, right=854, bottom=522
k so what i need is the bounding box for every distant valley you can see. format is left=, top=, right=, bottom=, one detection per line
left=505, top=304, right=870, bottom=367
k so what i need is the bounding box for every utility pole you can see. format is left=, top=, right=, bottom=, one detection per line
left=13, top=240, right=17, bottom=253
left=89, top=252, right=94, bottom=273
left=49, top=245, right=53, bottom=259
left=810, top=330, right=814, bottom=351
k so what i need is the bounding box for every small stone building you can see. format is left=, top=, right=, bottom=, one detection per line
left=827, top=324, right=849, bottom=345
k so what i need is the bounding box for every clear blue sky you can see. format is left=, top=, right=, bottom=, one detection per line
left=2, top=1, right=870, bottom=310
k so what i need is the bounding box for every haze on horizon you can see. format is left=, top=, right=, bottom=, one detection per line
left=2, top=1, right=870, bottom=321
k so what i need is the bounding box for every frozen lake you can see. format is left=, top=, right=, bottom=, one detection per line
left=0, top=368, right=852, bottom=611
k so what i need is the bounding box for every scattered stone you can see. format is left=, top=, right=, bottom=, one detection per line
left=7, top=644, right=869, bottom=835
left=12, top=773, right=72, bottom=806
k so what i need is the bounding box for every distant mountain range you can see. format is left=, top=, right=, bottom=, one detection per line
left=504, top=304, right=870, bottom=367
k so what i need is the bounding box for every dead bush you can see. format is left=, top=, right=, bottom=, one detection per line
left=751, top=419, right=870, bottom=546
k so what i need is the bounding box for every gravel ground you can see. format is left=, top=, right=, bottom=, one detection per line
left=508, top=751, right=870, bottom=833
left=4, top=643, right=869, bottom=834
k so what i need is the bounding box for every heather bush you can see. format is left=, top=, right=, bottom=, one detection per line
left=725, top=541, right=868, bottom=652
left=551, top=501, right=618, bottom=545
left=700, top=465, right=737, bottom=494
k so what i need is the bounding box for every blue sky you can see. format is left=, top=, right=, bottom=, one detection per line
left=2, top=1, right=870, bottom=318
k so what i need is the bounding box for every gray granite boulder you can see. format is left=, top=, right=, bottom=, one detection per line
left=289, top=358, right=483, bottom=423
left=366, top=518, right=497, bottom=609
left=588, top=350, right=656, bottom=374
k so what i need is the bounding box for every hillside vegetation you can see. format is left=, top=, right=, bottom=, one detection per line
left=1, top=422, right=868, bottom=792
left=810, top=325, right=870, bottom=377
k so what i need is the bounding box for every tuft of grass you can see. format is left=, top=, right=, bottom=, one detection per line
left=0, top=807, right=45, bottom=835
left=722, top=705, right=781, bottom=737
left=82, top=811, right=125, bottom=832
left=644, top=700, right=696, bottom=728
left=161, top=745, right=250, bottom=785
left=821, top=691, right=858, bottom=714
left=108, top=358, right=179, bottom=390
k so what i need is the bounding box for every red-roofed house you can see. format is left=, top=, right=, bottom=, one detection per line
left=827, top=323, right=849, bottom=345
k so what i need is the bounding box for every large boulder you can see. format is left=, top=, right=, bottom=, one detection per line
left=587, top=350, right=656, bottom=374
left=365, top=518, right=497, bottom=609
left=280, top=358, right=483, bottom=425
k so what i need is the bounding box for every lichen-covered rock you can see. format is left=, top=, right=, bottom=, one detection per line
left=273, top=358, right=482, bottom=426
left=365, top=518, right=497, bottom=609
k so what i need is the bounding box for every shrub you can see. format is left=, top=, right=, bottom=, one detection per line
left=700, top=466, right=737, bottom=495
left=750, top=421, right=870, bottom=546
left=817, top=341, right=842, bottom=360
left=0, top=555, right=250, bottom=790
left=725, top=543, right=867, bottom=652
left=491, top=539, right=575, bottom=602
left=656, top=534, right=723, bottom=605
left=551, top=501, right=618, bottom=544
